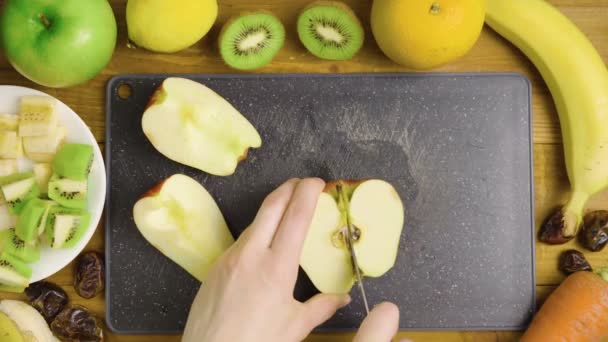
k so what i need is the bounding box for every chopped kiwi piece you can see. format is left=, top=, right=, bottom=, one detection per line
left=297, top=1, right=364, bottom=61
left=52, top=143, right=94, bottom=180
left=219, top=12, right=285, bottom=70
left=37, top=200, right=57, bottom=236
left=16, top=198, right=52, bottom=242
left=45, top=207, right=90, bottom=249
left=0, top=284, right=25, bottom=293
left=47, top=174, right=87, bottom=209
left=0, top=252, right=31, bottom=288
left=0, top=173, right=40, bottom=214
left=0, top=229, right=40, bottom=263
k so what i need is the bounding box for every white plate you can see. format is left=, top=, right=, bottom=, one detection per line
left=0, top=85, right=106, bottom=282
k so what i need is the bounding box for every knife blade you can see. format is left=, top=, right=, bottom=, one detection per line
left=337, top=183, right=370, bottom=315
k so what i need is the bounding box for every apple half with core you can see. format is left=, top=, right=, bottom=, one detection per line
left=133, top=174, right=234, bottom=281
left=0, top=0, right=117, bottom=88
left=300, top=179, right=405, bottom=294
left=142, top=77, right=262, bottom=176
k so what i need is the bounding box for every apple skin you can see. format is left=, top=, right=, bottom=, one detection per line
left=141, top=178, right=167, bottom=198
left=323, top=179, right=365, bottom=192
left=0, top=0, right=117, bottom=88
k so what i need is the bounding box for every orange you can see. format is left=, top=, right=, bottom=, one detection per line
left=371, top=0, right=485, bottom=69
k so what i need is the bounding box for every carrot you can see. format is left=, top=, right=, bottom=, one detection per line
left=522, top=271, right=608, bottom=342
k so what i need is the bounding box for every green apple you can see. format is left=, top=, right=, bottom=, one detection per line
left=0, top=0, right=117, bottom=88
left=300, top=180, right=405, bottom=294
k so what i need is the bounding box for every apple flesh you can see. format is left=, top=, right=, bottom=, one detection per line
left=300, top=179, right=405, bottom=294
left=142, top=77, right=262, bottom=176
left=133, top=174, right=234, bottom=281
left=0, top=0, right=117, bottom=88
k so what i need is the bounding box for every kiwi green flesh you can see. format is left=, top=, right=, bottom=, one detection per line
left=0, top=177, right=40, bottom=215
left=46, top=207, right=90, bottom=249
left=53, top=143, right=94, bottom=181
left=0, top=284, right=25, bottom=293
left=0, top=172, right=33, bottom=186
left=37, top=202, right=56, bottom=236
left=15, top=198, right=48, bottom=242
left=220, top=13, right=285, bottom=70
left=0, top=252, right=31, bottom=287
left=47, top=174, right=87, bottom=209
left=297, top=5, right=364, bottom=61
left=1, top=229, right=40, bottom=263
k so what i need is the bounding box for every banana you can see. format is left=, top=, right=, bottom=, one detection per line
left=485, top=0, right=608, bottom=244
left=18, top=96, right=58, bottom=137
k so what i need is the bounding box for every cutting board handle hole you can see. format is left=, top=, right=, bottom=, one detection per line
left=117, top=83, right=133, bottom=100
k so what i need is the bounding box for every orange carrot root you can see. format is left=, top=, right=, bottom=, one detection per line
left=522, top=271, right=608, bottom=342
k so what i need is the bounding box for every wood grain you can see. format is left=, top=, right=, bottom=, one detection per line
left=0, top=0, right=607, bottom=341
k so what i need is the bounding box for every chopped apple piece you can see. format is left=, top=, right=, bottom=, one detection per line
left=33, top=164, right=52, bottom=194
left=141, top=77, right=262, bottom=176
left=0, top=132, right=21, bottom=159
left=133, top=174, right=234, bottom=281
left=25, top=152, right=53, bottom=163
left=23, top=126, right=66, bottom=157
left=300, top=180, right=405, bottom=294
left=0, top=160, right=17, bottom=177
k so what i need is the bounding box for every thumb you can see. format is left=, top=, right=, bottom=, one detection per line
left=299, top=293, right=351, bottom=332
left=353, top=302, right=399, bottom=342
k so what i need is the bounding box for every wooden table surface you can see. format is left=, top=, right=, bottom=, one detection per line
left=1, top=0, right=607, bottom=341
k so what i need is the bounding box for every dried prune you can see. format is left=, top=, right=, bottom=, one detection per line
left=581, top=210, right=608, bottom=252
left=74, top=252, right=104, bottom=299
left=558, top=249, right=592, bottom=275
left=51, top=305, right=103, bottom=342
left=25, top=281, right=69, bottom=322
left=539, top=208, right=576, bottom=244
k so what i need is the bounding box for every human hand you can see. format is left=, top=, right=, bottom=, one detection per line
left=182, top=178, right=402, bottom=342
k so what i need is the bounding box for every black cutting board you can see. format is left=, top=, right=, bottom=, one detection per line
left=105, top=73, right=535, bottom=334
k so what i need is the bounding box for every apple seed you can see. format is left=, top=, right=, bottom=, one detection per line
left=331, top=225, right=362, bottom=248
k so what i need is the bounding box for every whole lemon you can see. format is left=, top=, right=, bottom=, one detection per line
left=371, top=0, right=485, bottom=69
left=127, top=0, right=217, bottom=53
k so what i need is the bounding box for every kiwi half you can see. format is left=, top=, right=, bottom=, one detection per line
left=297, top=1, right=364, bottom=61
left=219, top=12, right=285, bottom=70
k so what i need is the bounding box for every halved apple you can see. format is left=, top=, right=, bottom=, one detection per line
left=133, top=174, right=235, bottom=281
left=141, top=77, right=262, bottom=176
left=300, top=179, right=405, bottom=294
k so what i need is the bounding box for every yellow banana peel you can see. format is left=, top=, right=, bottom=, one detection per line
left=486, top=0, right=608, bottom=244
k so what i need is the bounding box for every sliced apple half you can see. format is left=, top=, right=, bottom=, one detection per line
left=141, top=77, right=262, bottom=176
left=300, top=179, right=405, bottom=294
left=133, top=174, right=235, bottom=281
